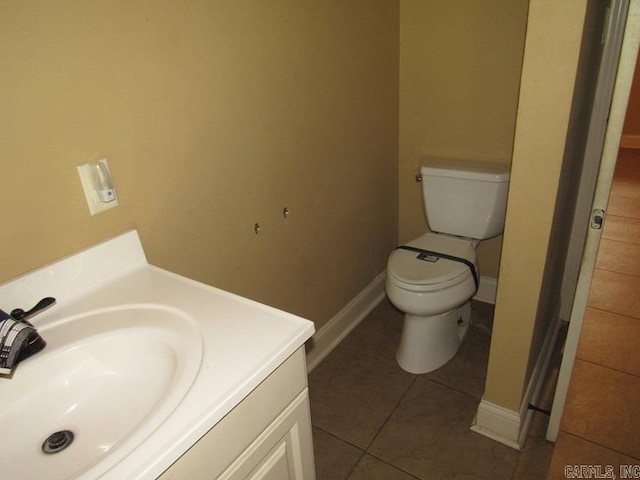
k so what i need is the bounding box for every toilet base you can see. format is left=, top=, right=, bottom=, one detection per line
left=396, top=302, right=471, bottom=374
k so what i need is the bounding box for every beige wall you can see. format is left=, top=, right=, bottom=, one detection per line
left=399, top=0, right=528, bottom=278
left=0, top=1, right=399, bottom=328
left=529, top=0, right=610, bottom=390
left=484, top=0, right=589, bottom=411
left=3, top=0, right=600, bottom=423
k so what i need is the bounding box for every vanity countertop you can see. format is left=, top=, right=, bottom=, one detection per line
left=0, top=230, right=315, bottom=479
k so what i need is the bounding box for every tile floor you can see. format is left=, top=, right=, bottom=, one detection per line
left=308, top=299, right=555, bottom=480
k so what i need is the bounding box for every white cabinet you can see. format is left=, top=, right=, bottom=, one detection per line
left=220, top=390, right=312, bottom=480
left=159, top=348, right=315, bottom=480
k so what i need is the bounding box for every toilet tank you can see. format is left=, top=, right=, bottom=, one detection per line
left=421, top=158, right=510, bottom=239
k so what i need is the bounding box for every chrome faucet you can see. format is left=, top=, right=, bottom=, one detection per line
left=0, top=297, right=54, bottom=375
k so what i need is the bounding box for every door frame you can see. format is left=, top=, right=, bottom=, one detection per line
left=547, top=0, right=640, bottom=440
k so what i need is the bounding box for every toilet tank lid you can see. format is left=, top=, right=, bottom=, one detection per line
left=421, top=157, right=510, bottom=182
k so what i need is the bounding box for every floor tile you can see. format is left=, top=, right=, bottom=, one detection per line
left=588, top=269, right=640, bottom=320
left=312, top=427, right=363, bottom=480
left=309, top=343, right=415, bottom=449
left=577, top=307, right=640, bottom=377
left=341, top=299, right=492, bottom=400
left=339, top=298, right=404, bottom=363
left=602, top=214, right=640, bottom=244
left=310, top=298, right=557, bottom=479
left=610, top=148, right=640, bottom=202
left=607, top=192, right=640, bottom=219
left=346, top=454, right=418, bottom=480
left=561, top=359, right=640, bottom=459
left=511, top=435, right=555, bottom=480
left=547, top=432, right=639, bottom=480
left=424, top=325, right=491, bottom=399
left=596, top=238, right=640, bottom=275
left=368, top=377, right=519, bottom=480
left=469, top=299, right=495, bottom=333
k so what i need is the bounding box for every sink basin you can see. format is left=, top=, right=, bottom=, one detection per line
left=0, top=230, right=314, bottom=479
left=0, top=305, right=203, bottom=480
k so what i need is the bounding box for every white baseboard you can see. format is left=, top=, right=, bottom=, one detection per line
left=471, top=400, right=522, bottom=450
left=471, top=305, right=564, bottom=450
left=474, top=276, right=497, bottom=304
left=305, top=272, right=386, bottom=372
left=306, top=273, right=497, bottom=373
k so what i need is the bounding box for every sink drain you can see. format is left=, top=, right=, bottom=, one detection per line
left=42, top=430, right=74, bottom=454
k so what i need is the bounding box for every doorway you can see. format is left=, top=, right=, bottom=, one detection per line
left=546, top=0, right=640, bottom=442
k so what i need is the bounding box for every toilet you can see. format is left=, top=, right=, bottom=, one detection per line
left=385, top=157, right=510, bottom=374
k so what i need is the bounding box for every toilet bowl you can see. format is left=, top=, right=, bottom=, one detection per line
left=386, top=233, right=477, bottom=373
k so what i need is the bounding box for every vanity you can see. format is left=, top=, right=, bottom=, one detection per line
left=159, top=348, right=312, bottom=480
left=0, top=231, right=316, bottom=479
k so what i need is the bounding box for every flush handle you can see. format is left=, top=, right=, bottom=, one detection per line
left=591, top=209, right=605, bottom=230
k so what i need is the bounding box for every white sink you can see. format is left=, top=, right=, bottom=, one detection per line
left=0, top=230, right=314, bottom=479
left=0, top=305, right=203, bottom=480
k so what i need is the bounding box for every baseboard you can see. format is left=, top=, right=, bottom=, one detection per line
left=474, top=276, right=497, bottom=304
left=471, top=307, right=564, bottom=450
left=471, top=400, right=522, bottom=450
left=620, top=134, right=640, bottom=149
left=305, top=272, right=386, bottom=372
left=306, top=272, right=495, bottom=373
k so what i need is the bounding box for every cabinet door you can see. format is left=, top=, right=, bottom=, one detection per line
left=220, top=390, right=315, bottom=480
left=245, top=443, right=291, bottom=480
left=244, top=426, right=302, bottom=480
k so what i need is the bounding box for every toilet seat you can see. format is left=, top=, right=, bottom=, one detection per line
left=387, top=233, right=476, bottom=292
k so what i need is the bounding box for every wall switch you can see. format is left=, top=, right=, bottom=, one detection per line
left=77, top=159, right=119, bottom=215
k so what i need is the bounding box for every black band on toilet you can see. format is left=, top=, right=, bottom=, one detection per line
left=395, top=245, right=479, bottom=292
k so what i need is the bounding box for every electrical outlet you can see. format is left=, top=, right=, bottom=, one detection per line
left=77, top=159, right=119, bottom=215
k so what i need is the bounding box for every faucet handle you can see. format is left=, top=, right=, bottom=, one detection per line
left=10, top=297, right=56, bottom=322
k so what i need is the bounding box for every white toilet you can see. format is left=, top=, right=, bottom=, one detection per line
left=386, top=157, right=510, bottom=374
